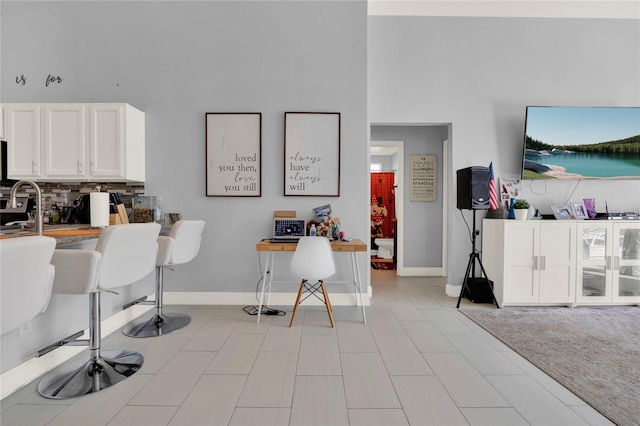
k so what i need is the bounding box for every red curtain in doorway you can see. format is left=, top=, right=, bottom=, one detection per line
left=371, top=172, right=396, bottom=239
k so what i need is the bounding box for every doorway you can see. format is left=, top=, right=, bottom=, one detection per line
left=370, top=125, right=449, bottom=277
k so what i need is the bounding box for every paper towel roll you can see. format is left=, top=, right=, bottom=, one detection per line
left=90, top=192, right=110, bottom=228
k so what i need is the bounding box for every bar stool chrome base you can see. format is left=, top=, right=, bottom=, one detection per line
left=122, top=312, right=191, bottom=338
left=37, top=350, right=144, bottom=399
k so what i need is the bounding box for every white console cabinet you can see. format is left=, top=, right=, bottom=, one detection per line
left=482, top=220, right=577, bottom=306
left=576, top=222, right=640, bottom=305
left=3, top=103, right=145, bottom=182
left=483, top=219, right=640, bottom=307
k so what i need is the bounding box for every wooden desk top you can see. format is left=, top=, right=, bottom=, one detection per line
left=256, top=238, right=367, bottom=252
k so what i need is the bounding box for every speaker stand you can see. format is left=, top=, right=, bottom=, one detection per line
left=456, top=209, right=500, bottom=309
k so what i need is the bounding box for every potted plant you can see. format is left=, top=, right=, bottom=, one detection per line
left=512, top=199, right=530, bottom=220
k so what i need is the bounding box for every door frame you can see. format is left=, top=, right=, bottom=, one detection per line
left=370, top=140, right=405, bottom=271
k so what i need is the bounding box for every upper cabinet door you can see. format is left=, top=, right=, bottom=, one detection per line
left=89, top=104, right=124, bottom=179
left=43, top=104, right=86, bottom=178
left=5, top=104, right=42, bottom=178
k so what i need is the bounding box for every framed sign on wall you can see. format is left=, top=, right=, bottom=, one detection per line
left=284, top=112, right=340, bottom=196
left=409, top=154, right=436, bottom=201
left=205, top=112, right=261, bottom=197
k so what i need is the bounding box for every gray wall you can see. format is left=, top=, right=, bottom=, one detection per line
left=1, top=0, right=368, bottom=372
left=368, top=16, right=640, bottom=288
left=371, top=125, right=447, bottom=268
left=1, top=0, right=369, bottom=290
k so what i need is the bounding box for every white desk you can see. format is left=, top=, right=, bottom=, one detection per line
left=255, top=238, right=367, bottom=323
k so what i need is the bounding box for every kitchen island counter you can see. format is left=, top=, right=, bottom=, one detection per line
left=0, top=225, right=102, bottom=244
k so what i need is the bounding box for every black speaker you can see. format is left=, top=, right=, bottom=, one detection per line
left=456, top=166, right=490, bottom=210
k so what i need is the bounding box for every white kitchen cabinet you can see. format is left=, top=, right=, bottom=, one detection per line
left=576, top=222, right=640, bottom=305
left=43, top=104, right=86, bottom=178
left=4, top=104, right=42, bottom=178
left=88, top=104, right=145, bottom=182
left=2, top=103, right=145, bottom=182
left=482, top=220, right=576, bottom=306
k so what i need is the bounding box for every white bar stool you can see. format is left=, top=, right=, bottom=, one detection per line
left=122, top=220, right=205, bottom=338
left=1, top=236, right=56, bottom=336
left=38, top=223, right=161, bottom=399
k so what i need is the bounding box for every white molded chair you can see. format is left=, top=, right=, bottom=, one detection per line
left=38, top=223, right=161, bottom=399
left=289, top=236, right=336, bottom=327
left=1, top=236, right=56, bottom=336
left=122, top=220, right=205, bottom=338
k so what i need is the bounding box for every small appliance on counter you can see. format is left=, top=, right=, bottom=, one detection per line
left=0, top=197, right=34, bottom=225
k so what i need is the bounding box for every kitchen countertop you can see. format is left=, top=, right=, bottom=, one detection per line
left=0, top=224, right=172, bottom=244
left=0, top=225, right=103, bottom=244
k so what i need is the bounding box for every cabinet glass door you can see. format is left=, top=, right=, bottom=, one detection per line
left=577, top=224, right=611, bottom=303
left=614, top=225, right=640, bottom=301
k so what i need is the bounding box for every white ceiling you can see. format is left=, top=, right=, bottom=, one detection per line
left=370, top=146, right=399, bottom=156
left=368, top=1, right=640, bottom=19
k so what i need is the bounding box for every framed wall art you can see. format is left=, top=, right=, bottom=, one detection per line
left=284, top=112, right=340, bottom=196
left=205, top=112, right=261, bottom=197
left=409, top=154, right=436, bottom=201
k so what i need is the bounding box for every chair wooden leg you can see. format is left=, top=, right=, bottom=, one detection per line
left=320, top=282, right=334, bottom=328
left=289, top=280, right=306, bottom=327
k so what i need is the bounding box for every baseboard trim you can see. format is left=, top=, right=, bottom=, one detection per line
left=446, top=283, right=462, bottom=297
left=163, top=291, right=371, bottom=307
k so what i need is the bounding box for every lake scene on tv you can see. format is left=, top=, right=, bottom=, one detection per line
left=523, top=106, right=640, bottom=180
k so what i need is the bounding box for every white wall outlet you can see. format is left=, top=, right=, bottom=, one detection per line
left=18, top=321, right=32, bottom=336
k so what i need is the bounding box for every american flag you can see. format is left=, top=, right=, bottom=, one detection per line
left=488, top=162, right=499, bottom=210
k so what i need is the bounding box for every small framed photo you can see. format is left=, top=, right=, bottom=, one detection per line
left=570, top=202, right=588, bottom=220
left=551, top=204, right=573, bottom=220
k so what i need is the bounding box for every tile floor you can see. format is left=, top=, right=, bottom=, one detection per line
left=0, top=269, right=613, bottom=425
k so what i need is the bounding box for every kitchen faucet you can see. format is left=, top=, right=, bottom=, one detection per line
left=10, top=180, right=43, bottom=235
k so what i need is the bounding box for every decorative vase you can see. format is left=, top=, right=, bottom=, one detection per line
left=514, top=209, right=529, bottom=220
left=507, top=197, right=516, bottom=219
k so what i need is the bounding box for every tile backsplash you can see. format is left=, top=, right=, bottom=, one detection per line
left=0, top=181, right=145, bottom=219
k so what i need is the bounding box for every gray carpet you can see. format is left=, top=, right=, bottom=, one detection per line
left=461, top=307, right=640, bottom=426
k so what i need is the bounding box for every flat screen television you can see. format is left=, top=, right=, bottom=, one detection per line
left=522, top=106, right=640, bottom=180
